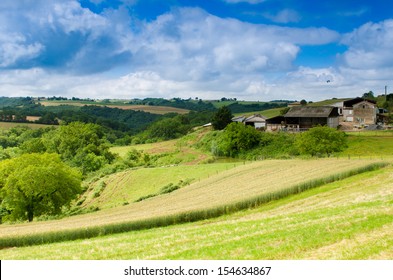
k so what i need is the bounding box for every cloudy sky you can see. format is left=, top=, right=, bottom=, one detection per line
left=1, top=0, right=393, bottom=101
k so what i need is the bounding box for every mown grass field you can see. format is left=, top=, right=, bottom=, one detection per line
left=0, top=158, right=386, bottom=250
left=0, top=121, right=54, bottom=130
left=1, top=162, right=392, bottom=260
left=82, top=163, right=242, bottom=209
left=39, top=101, right=190, bottom=115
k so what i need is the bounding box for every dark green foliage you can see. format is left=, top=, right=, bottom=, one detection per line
left=295, top=126, right=348, bottom=157
left=211, top=106, right=233, bottom=130
left=128, top=98, right=216, bottom=111
left=226, top=102, right=285, bottom=113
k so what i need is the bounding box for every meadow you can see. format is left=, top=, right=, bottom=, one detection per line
left=0, top=158, right=387, bottom=250
left=1, top=162, right=392, bottom=259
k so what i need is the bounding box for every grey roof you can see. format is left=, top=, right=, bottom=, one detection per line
left=285, top=106, right=337, bottom=118
left=232, top=116, right=246, bottom=122
left=244, top=114, right=267, bottom=123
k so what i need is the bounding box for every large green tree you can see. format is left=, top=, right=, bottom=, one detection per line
left=295, top=126, right=347, bottom=157
left=0, top=153, right=82, bottom=222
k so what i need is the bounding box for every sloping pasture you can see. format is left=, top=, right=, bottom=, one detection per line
left=1, top=161, right=392, bottom=259
left=0, top=159, right=387, bottom=248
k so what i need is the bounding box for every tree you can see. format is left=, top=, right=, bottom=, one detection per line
left=362, top=91, right=375, bottom=99
left=0, top=153, right=82, bottom=222
left=42, top=122, right=115, bottom=174
left=295, top=126, right=348, bottom=157
left=219, top=122, right=262, bottom=156
left=212, top=106, right=233, bottom=130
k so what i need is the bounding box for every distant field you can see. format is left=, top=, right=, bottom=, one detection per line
left=39, top=101, right=190, bottom=115
left=0, top=122, right=54, bottom=130
left=1, top=161, right=391, bottom=259
left=0, top=158, right=385, bottom=249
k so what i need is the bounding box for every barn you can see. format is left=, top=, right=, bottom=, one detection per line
left=284, top=106, right=340, bottom=130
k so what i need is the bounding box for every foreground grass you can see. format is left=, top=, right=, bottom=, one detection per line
left=1, top=164, right=392, bottom=259
left=0, top=159, right=386, bottom=248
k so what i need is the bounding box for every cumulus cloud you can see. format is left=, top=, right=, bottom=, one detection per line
left=0, top=0, right=132, bottom=72
left=129, top=7, right=339, bottom=83
left=340, top=20, right=393, bottom=70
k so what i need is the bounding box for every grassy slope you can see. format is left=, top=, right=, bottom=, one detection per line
left=0, top=159, right=385, bottom=244
left=82, top=163, right=242, bottom=209
left=1, top=164, right=392, bottom=260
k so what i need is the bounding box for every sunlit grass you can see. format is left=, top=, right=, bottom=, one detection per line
left=1, top=164, right=392, bottom=260
left=0, top=159, right=387, bottom=249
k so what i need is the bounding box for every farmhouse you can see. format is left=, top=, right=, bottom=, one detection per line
left=333, top=98, right=378, bottom=125
left=283, top=106, right=340, bottom=131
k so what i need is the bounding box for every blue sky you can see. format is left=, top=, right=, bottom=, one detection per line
left=1, top=0, right=393, bottom=101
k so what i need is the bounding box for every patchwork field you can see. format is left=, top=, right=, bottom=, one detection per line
left=1, top=161, right=392, bottom=259
left=39, top=101, right=190, bottom=115
left=0, top=158, right=387, bottom=252
left=0, top=121, right=54, bottom=130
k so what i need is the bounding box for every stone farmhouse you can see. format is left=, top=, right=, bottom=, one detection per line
left=235, top=97, right=383, bottom=132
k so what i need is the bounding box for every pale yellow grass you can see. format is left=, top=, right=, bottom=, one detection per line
left=0, top=159, right=383, bottom=240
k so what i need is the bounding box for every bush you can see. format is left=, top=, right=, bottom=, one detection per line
left=295, top=126, right=348, bottom=157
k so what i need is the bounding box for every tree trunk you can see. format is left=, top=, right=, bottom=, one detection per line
left=27, top=204, right=34, bottom=222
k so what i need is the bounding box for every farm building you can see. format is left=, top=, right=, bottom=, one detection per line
left=284, top=106, right=340, bottom=130
left=244, top=114, right=267, bottom=129
left=231, top=114, right=267, bottom=129
left=265, top=116, right=285, bottom=132
left=333, top=98, right=378, bottom=125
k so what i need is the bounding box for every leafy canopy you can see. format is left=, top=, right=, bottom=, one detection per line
left=0, top=153, right=82, bottom=222
left=295, top=126, right=348, bottom=157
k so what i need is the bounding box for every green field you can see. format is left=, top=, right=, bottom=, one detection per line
left=1, top=162, right=392, bottom=259
left=339, top=130, right=393, bottom=158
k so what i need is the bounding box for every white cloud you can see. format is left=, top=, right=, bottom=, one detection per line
left=129, top=8, right=338, bottom=83
left=340, top=20, right=393, bottom=69
left=264, top=9, right=301, bottom=24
